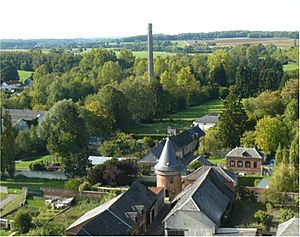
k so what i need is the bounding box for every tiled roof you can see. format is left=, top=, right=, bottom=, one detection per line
left=194, top=113, right=220, bottom=124
left=164, top=167, right=235, bottom=226
left=2, top=109, right=45, bottom=124
left=276, top=217, right=299, bottom=236
left=226, top=147, right=263, bottom=159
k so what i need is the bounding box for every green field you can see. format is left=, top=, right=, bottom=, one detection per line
left=0, top=192, right=8, bottom=201
left=171, top=40, right=188, bottom=47
left=208, top=155, right=226, bottom=165
left=283, top=63, right=299, bottom=71
left=17, top=70, right=33, bottom=83
left=15, top=155, right=51, bottom=171
left=132, top=99, right=224, bottom=137
left=0, top=193, right=26, bottom=217
left=0, top=176, right=66, bottom=190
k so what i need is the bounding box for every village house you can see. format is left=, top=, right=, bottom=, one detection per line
left=225, top=147, right=264, bottom=175
left=138, top=126, right=205, bottom=172
left=2, top=109, right=45, bottom=132
left=0, top=80, right=21, bottom=93
left=193, top=113, right=220, bottom=131
left=65, top=181, right=160, bottom=236
left=163, top=167, right=235, bottom=236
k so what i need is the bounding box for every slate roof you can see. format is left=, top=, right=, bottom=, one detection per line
left=164, top=167, right=235, bottom=226
left=226, top=147, right=263, bottom=159
left=185, top=165, right=237, bottom=186
left=67, top=181, right=157, bottom=236
left=139, top=126, right=205, bottom=165
left=196, top=156, right=213, bottom=166
left=276, top=217, right=299, bottom=236
left=2, top=109, right=45, bottom=124
left=154, top=137, right=182, bottom=172
left=194, top=113, right=220, bottom=124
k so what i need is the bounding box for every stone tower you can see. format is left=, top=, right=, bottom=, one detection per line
left=154, top=137, right=182, bottom=201
left=147, top=23, right=154, bottom=78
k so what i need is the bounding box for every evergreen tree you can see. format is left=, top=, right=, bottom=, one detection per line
left=282, top=147, right=289, bottom=164
left=0, top=111, right=16, bottom=176
left=218, top=90, right=247, bottom=148
left=289, top=133, right=299, bottom=169
left=274, top=143, right=283, bottom=168
left=236, top=64, right=259, bottom=98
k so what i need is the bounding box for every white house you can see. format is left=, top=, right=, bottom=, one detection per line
left=193, top=113, right=220, bottom=131
left=0, top=80, right=21, bottom=92
left=88, top=156, right=126, bottom=166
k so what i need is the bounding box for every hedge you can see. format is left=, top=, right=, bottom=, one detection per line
left=238, top=175, right=264, bottom=187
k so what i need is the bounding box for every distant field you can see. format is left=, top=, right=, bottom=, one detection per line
left=171, top=40, right=188, bottom=47
left=188, top=37, right=298, bottom=48
left=283, top=63, right=299, bottom=71
left=18, top=70, right=33, bottom=83
left=15, top=155, right=51, bottom=171
left=132, top=99, right=224, bottom=137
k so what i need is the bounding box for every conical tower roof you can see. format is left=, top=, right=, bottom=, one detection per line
left=154, top=137, right=182, bottom=172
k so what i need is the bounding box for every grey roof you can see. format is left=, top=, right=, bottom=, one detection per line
left=139, top=126, right=205, bottom=165
left=197, top=156, right=213, bottom=166
left=194, top=113, right=220, bottom=124
left=226, top=147, right=263, bottom=159
left=88, top=156, right=126, bottom=165
left=276, top=217, right=299, bottom=236
left=2, top=109, right=45, bottom=125
left=154, top=137, right=182, bottom=172
left=67, top=181, right=157, bottom=236
left=256, top=178, right=269, bottom=189
left=165, top=167, right=235, bottom=226
left=185, top=165, right=238, bottom=186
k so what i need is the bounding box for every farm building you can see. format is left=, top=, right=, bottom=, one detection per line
left=193, top=113, right=220, bottom=131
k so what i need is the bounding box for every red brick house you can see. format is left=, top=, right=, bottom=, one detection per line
left=225, top=147, right=264, bottom=175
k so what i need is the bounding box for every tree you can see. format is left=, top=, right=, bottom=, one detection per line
left=218, top=91, right=247, bottom=148
left=254, top=210, right=271, bottom=225
left=118, top=49, right=135, bottom=69
left=0, top=111, right=16, bottom=177
left=289, top=132, right=299, bottom=169
left=235, top=64, right=259, bottom=98
left=199, top=126, right=223, bottom=153
left=240, top=130, right=256, bottom=148
left=0, top=60, right=19, bottom=81
left=37, top=99, right=89, bottom=177
left=255, top=116, right=288, bottom=154
left=208, top=64, right=227, bottom=86
left=275, top=144, right=283, bottom=168
left=13, top=210, right=32, bottom=234
left=98, top=61, right=122, bottom=87
left=268, top=163, right=298, bottom=192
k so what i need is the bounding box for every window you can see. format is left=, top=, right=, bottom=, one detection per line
left=237, top=161, right=243, bottom=167
left=170, top=177, right=174, bottom=184
left=165, top=189, right=169, bottom=197
left=168, top=230, right=185, bottom=236
left=230, top=160, right=235, bottom=167
left=245, top=161, right=251, bottom=168
left=254, top=162, right=257, bottom=168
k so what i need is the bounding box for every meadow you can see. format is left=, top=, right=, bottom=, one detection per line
left=132, top=99, right=224, bottom=137
left=283, top=63, right=299, bottom=71
left=15, top=155, right=51, bottom=171
left=17, top=70, right=33, bottom=83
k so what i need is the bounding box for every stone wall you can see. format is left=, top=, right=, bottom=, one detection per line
left=15, top=171, right=67, bottom=180
left=42, top=188, right=106, bottom=199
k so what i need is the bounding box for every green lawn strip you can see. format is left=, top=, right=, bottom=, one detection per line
left=207, top=155, right=226, bottom=165
left=17, top=70, right=33, bottom=83
left=0, top=230, right=13, bottom=236
left=16, top=155, right=51, bottom=171
left=131, top=99, right=223, bottom=136
left=283, top=63, right=299, bottom=71
left=0, top=177, right=66, bottom=190
left=0, top=193, right=25, bottom=217
left=0, top=192, right=8, bottom=201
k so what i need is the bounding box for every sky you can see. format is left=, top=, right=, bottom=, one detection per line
left=0, top=0, right=299, bottom=39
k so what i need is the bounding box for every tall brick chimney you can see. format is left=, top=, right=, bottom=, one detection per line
left=147, top=23, right=154, bottom=78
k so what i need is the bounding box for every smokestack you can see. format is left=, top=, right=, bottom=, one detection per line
left=148, top=23, right=154, bottom=78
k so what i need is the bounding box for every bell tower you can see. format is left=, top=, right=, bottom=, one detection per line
left=154, top=137, right=182, bottom=201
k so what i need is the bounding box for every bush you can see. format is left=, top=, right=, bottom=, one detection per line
left=254, top=179, right=261, bottom=186
left=278, top=209, right=297, bottom=222
left=188, top=160, right=202, bottom=170
left=254, top=210, right=271, bottom=225
left=239, top=188, right=257, bottom=202
left=79, top=181, right=92, bottom=193
left=138, top=163, right=151, bottom=176
left=13, top=210, right=32, bottom=234
left=238, top=175, right=264, bottom=187
left=29, top=161, right=47, bottom=171
left=64, top=178, right=81, bottom=190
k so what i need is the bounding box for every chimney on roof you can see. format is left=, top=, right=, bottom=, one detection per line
left=147, top=23, right=154, bottom=79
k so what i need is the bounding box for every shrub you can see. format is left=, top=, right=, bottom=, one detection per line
left=254, top=179, right=261, bottom=186
left=254, top=210, right=271, bottom=225
left=79, top=181, right=92, bottom=193
left=13, top=210, right=32, bottom=234
left=188, top=160, right=202, bottom=170
left=29, top=161, right=47, bottom=171
left=278, top=209, right=297, bottom=222
left=64, top=178, right=81, bottom=190
left=238, top=175, right=264, bottom=187
left=239, top=188, right=257, bottom=202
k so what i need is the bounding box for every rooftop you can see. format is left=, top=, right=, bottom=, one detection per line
left=193, top=113, right=220, bottom=124
left=276, top=217, right=299, bottom=236
left=226, top=147, right=263, bottom=159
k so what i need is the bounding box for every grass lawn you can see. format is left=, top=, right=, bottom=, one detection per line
left=0, top=193, right=26, bottom=217
left=132, top=99, right=224, bottom=137
left=0, top=192, right=8, bottom=201
left=0, top=176, right=66, bottom=191
left=15, top=155, right=51, bottom=171
left=207, top=155, right=226, bottom=165
left=17, top=70, right=33, bottom=83
left=283, top=63, right=299, bottom=71
left=0, top=230, right=13, bottom=236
